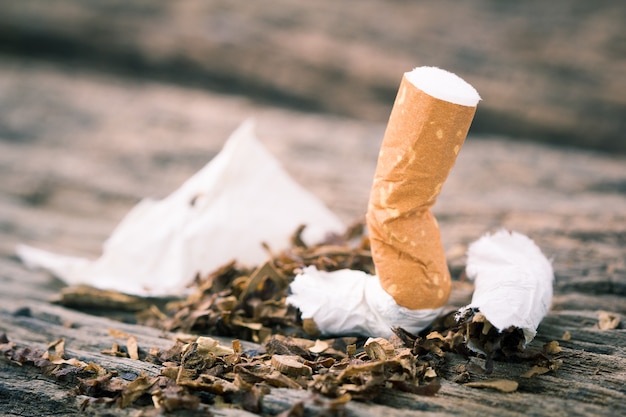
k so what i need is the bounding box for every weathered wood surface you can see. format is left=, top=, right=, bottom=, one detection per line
left=0, top=0, right=625, bottom=153
left=1, top=57, right=625, bottom=416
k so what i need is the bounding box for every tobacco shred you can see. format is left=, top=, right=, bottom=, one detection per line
left=4, top=222, right=568, bottom=414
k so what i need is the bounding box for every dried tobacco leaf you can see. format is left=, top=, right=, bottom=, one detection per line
left=240, top=384, right=266, bottom=413
left=307, top=340, right=442, bottom=402
left=464, top=379, right=519, bottom=393
left=195, top=337, right=235, bottom=356
left=119, top=374, right=157, bottom=408
left=27, top=222, right=570, bottom=413
left=266, top=336, right=315, bottom=360
left=101, top=343, right=128, bottom=358
left=391, top=379, right=441, bottom=396
left=47, top=338, right=66, bottom=359
left=364, top=337, right=395, bottom=360
left=127, top=336, right=139, bottom=360
left=520, top=366, right=550, bottom=378
left=271, top=355, right=313, bottom=377
left=309, top=339, right=330, bottom=354
left=452, top=371, right=471, bottom=384
left=543, top=340, right=562, bottom=355
left=53, top=285, right=152, bottom=311
left=452, top=307, right=527, bottom=371
left=138, top=223, right=373, bottom=342
left=151, top=384, right=202, bottom=412
left=597, top=311, right=620, bottom=330
left=263, top=370, right=305, bottom=390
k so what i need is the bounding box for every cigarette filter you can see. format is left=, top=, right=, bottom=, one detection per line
left=459, top=230, right=554, bottom=344
left=367, top=67, right=480, bottom=310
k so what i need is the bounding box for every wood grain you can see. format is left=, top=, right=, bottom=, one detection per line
left=0, top=40, right=625, bottom=416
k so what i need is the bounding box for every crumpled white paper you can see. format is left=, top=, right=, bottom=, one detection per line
left=17, top=120, right=345, bottom=296
left=287, top=266, right=441, bottom=338
left=458, top=230, right=554, bottom=344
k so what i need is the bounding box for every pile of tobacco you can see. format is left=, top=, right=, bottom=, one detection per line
left=137, top=223, right=375, bottom=341
left=2, top=223, right=565, bottom=415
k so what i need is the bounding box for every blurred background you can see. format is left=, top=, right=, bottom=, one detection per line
left=1, top=0, right=624, bottom=153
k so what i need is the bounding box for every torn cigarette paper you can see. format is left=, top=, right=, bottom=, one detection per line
left=459, top=230, right=554, bottom=344
left=17, top=120, right=344, bottom=296
left=287, top=267, right=441, bottom=338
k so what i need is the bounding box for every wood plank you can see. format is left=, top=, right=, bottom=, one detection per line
left=1, top=281, right=624, bottom=416
left=0, top=58, right=625, bottom=415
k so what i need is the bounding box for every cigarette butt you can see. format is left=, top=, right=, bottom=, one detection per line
left=367, top=67, right=479, bottom=310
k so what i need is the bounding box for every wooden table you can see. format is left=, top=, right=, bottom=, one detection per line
left=1, top=57, right=625, bottom=416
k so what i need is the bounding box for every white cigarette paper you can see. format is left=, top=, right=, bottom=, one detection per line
left=459, top=230, right=554, bottom=344
left=17, top=121, right=344, bottom=296
left=287, top=267, right=440, bottom=338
